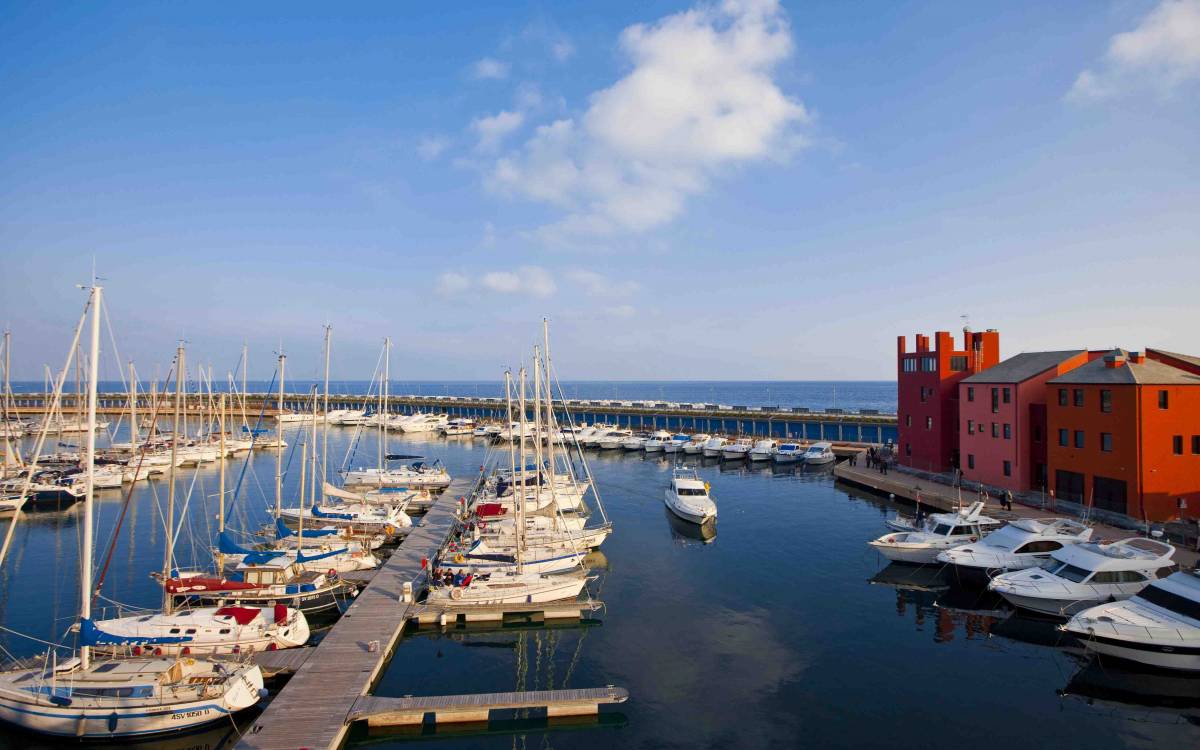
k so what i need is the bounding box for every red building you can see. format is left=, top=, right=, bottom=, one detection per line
left=897, top=329, right=1000, bottom=472
left=1046, top=349, right=1200, bottom=522
left=958, top=350, right=1091, bottom=493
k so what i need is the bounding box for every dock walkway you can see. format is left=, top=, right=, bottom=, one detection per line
left=237, top=479, right=469, bottom=750
left=349, top=686, right=629, bottom=727
left=834, top=463, right=1199, bottom=569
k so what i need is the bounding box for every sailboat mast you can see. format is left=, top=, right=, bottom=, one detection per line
left=542, top=320, right=556, bottom=495
left=322, top=325, right=331, bottom=494
left=533, top=348, right=544, bottom=513
left=517, top=367, right=528, bottom=574
left=276, top=353, right=285, bottom=520
left=163, top=343, right=183, bottom=615
left=127, top=361, right=137, bottom=446
left=241, top=343, right=249, bottom=432
left=504, top=372, right=519, bottom=570
left=79, top=285, right=101, bottom=670
left=379, top=337, right=390, bottom=471
left=217, top=393, right=226, bottom=573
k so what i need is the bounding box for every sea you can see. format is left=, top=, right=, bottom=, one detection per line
left=1, top=426, right=1195, bottom=749
left=13, top=380, right=899, bottom=414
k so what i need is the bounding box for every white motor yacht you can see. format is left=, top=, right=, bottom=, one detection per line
left=1061, top=570, right=1200, bottom=671
left=621, top=433, right=649, bottom=451
left=989, top=537, right=1177, bottom=616
left=773, top=443, right=805, bottom=464
left=682, top=434, right=711, bottom=455
left=663, top=434, right=691, bottom=454
left=868, top=502, right=1002, bottom=564
left=701, top=436, right=729, bottom=457
left=664, top=467, right=716, bottom=524
left=440, top=418, right=476, bottom=436
left=596, top=429, right=632, bottom=450
left=642, top=430, right=673, bottom=453
left=401, top=413, right=449, bottom=433
left=721, top=438, right=754, bottom=460
left=937, top=517, right=1093, bottom=584
left=801, top=442, right=836, bottom=465
left=748, top=439, right=777, bottom=462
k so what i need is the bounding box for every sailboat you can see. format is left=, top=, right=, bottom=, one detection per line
left=0, top=286, right=266, bottom=738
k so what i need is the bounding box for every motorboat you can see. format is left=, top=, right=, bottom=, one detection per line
left=801, top=442, right=836, bottom=465
left=400, top=413, right=449, bottom=433
left=936, top=517, right=1094, bottom=585
left=578, top=425, right=614, bottom=448
left=440, top=418, right=476, bottom=436
left=1061, top=570, right=1200, bottom=671
left=425, top=569, right=589, bottom=605
left=275, top=412, right=315, bottom=424
left=773, top=443, right=805, bottom=464
left=721, top=438, right=754, bottom=461
left=596, top=429, right=632, bottom=450
left=642, top=430, right=674, bottom=453
left=324, top=408, right=367, bottom=425
left=989, top=537, right=1177, bottom=617
left=663, top=467, right=716, bottom=524
left=682, top=434, right=711, bottom=455
left=701, top=436, right=729, bottom=457
left=620, top=433, right=649, bottom=451
left=662, top=434, right=691, bottom=454
left=748, top=439, right=777, bottom=462
left=87, top=604, right=309, bottom=656
left=867, top=502, right=1002, bottom=564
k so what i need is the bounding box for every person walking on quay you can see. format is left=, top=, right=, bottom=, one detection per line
left=1003, top=489, right=1014, bottom=511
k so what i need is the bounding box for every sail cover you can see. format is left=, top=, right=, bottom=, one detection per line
left=323, top=482, right=366, bottom=502
left=275, top=518, right=337, bottom=539
left=79, top=618, right=192, bottom=647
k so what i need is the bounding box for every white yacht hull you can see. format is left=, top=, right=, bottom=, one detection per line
left=428, top=573, right=588, bottom=605
left=748, top=451, right=774, bottom=462
left=1076, top=636, right=1200, bottom=671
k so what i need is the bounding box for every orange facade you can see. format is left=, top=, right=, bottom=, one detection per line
left=1045, top=351, right=1200, bottom=522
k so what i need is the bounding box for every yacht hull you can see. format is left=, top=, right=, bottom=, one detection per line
left=1078, top=634, right=1200, bottom=671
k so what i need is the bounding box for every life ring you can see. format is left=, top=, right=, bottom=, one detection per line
left=453, top=553, right=465, bottom=564
left=450, top=587, right=463, bottom=600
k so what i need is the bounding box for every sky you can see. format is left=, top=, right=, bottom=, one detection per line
left=1, top=0, right=1198, bottom=383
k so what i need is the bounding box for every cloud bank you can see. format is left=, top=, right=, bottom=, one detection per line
left=1069, top=0, right=1200, bottom=100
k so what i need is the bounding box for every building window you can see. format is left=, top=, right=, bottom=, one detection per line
left=1002, top=388, right=1011, bottom=404
left=1101, top=432, right=1112, bottom=452
left=967, top=454, right=975, bottom=469
left=1074, top=430, right=1085, bottom=449
left=1055, top=469, right=1085, bottom=503
left=949, top=356, right=967, bottom=372
left=1100, top=389, right=1111, bottom=413
left=903, top=358, right=917, bottom=373
left=1003, top=460, right=1011, bottom=477
left=966, top=419, right=974, bottom=434
left=1003, top=423, right=1011, bottom=440
left=922, top=356, right=937, bottom=372
left=967, top=386, right=974, bottom=402
left=925, top=417, right=932, bottom=430
left=905, top=415, right=911, bottom=427
left=905, top=443, right=911, bottom=456
left=1073, top=389, right=1084, bottom=407
left=919, top=387, right=928, bottom=403
left=1193, top=435, right=1200, bottom=455
left=1033, top=425, right=1042, bottom=442
left=991, top=388, right=999, bottom=413
left=1058, top=428, right=1068, bottom=447
left=1174, top=435, right=1184, bottom=455
left=1057, top=388, right=1067, bottom=407
left=1159, top=390, right=1169, bottom=409
left=991, top=422, right=999, bottom=438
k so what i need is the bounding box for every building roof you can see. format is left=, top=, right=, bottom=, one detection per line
left=961, top=350, right=1085, bottom=384
left=1148, top=348, right=1200, bottom=370
left=1049, top=349, right=1200, bottom=386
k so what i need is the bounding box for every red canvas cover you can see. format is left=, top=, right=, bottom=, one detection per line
left=163, top=576, right=258, bottom=594
left=215, top=606, right=262, bottom=625
left=474, top=503, right=507, bottom=518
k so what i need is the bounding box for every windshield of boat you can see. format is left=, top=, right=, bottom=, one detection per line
left=677, top=487, right=707, bottom=496
left=1047, top=561, right=1091, bottom=583
left=1137, top=583, right=1200, bottom=621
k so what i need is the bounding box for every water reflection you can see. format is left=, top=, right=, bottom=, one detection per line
left=664, top=507, right=716, bottom=545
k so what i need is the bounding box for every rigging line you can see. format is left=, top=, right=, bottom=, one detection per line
left=228, top=367, right=278, bottom=518
left=91, top=367, right=173, bottom=607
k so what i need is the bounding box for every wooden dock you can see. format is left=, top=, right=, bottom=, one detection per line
left=236, top=480, right=468, bottom=750
left=406, top=599, right=603, bottom=626
left=349, top=686, right=629, bottom=727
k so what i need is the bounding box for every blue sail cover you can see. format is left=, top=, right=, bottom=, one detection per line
left=296, top=546, right=348, bottom=563
left=218, top=530, right=258, bottom=556
left=275, top=518, right=337, bottom=539
left=242, top=551, right=282, bottom=566
left=312, top=506, right=354, bottom=520
left=79, top=618, right=192, bottom=647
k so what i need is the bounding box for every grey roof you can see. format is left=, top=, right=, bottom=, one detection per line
left=1148, top=348, right=1200, bottom=370
left=1049, top=349, right=1200, bottom=386
left=961, top=350, right=1086, bottom=384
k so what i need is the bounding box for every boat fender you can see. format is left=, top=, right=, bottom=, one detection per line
left=454, top=553, right=465, bottom=564
left=328, top=569, right=337, bottom=578
left=450, top=587, right=463, bottom=600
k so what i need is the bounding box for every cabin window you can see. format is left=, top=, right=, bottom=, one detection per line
left=1015, top=540, right=1062, bottom=554
left=1173, top=435, right=1184, bottom=455
left=185, top=628, right=197, bottom=634
left=677, top=487, right=707, bottom=496
left=220, top=628, right=231, bottom=634
left=169, top=628, right=181, bottom=634
left=1089, top=571, right=1120, bottom=584
left=950, top=525, right=975, bottom=535
left=1050, top=563, right=1090, bottom=582
left=1114, top=570, right=1147, bottom=583
left=1137, top=584, right=1200, bottom=620
left=933, top=524, right=953, bottom=535
left=1100, top=389, right=1112, bottom=413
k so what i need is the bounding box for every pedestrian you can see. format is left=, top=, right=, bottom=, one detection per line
left=881, top=457, right=889, bottom=475
left=1003, top=490, right=1014, bottom=511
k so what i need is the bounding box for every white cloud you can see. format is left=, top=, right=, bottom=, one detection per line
left=484, top=0, right=809, bottom=241
left=552, top=39, right=575, bottom=62
left=417, top=135, right=449, bottom=161
left=472, top=110, right=525, bottom=151
left=565, top=269, right=639, bottom=297
left=480, top=265, right=557, bottom=297
left=436, top=271, right=470, bottom=295
left=1068, top=0, right=1200, bottom=101
left=472, top=57, right=510, bottom=80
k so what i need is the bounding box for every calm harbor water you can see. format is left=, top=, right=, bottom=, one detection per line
left=1, top=427, right=1196, bottom=748
left=13, top=380, right=899, bottom=413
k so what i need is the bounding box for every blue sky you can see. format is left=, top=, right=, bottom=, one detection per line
left=2, top=1, right=1198, bottom=383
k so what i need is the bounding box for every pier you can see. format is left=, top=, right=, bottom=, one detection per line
left=349, top=686, right=629, bottom=727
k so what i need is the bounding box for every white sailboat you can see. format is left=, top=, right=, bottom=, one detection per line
left=0, top=287, right=266, bottom=739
